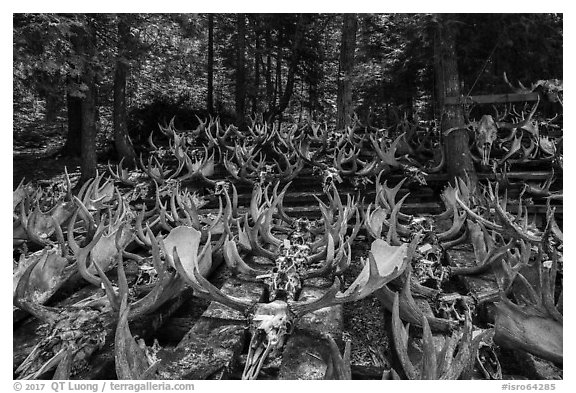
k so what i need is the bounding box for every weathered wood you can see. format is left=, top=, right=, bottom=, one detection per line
left=13, top=285, right=100, bottom=370
left=278, top=278, right=343, bottom=380
left=13, top=252, right=222, bottom=378
left=445, top=92, right=540, bottom=105
left=446, top=247, right=499, bottom=322
left=72, top=291, right=191, bottom=380
left=156, top=278, right=265, bottom=380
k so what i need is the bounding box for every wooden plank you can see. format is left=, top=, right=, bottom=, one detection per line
left=445, top=92, right=540, bottom=105
left=203, top=202, right=444, bottom=218
left=278, top=278, right=343, bottom=380
left=156, top=278, right=265, bottom=380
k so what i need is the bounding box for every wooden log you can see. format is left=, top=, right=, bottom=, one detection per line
left=13, top=285, right=99, bottom=371
left=278, top=278, right=343, bottom=380
left=72, top=289, right=193, bottom=380
left=445, top=92, right=540, bottom=105
left=202, top=202, right=444, bottom=218
left=446, top=247, right=500, bottom=323
left=155, top=278, right=265, bottom=380
left=13, top=251, right=222, bottom=379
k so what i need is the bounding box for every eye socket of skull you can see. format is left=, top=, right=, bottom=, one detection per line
left=285, top=320, right=294, bottom=334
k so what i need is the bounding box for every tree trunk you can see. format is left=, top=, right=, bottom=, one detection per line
left=207, top=14, right=214, bottom=115
left=336, top=13, right=358, bottom=130
left=235, top=14, right=247, bottom=128
left=60, top=92, right=82, bottom=157
left=266, top=14, right=307, bottom=123
left=252, top=23, right=261, bottom=117
left=434, top=16, right=477, bottom=186
left=80, top=73, right=98, bottom=184
left=113, top=14, right=136, bottom=167
left=76, top=21, right=98, bottom=184
left=265, top=28, right=273, bottom=106
left=273, top=29, right=283, bottom=112
left=44, top=91, right=61, bottom=124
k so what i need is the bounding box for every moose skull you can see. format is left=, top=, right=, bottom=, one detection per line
left=242, top=300, right=295, bottom=379
left=475, top=115, right=498, bottom=166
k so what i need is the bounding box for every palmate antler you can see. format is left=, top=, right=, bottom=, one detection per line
left=289, top=237, right=416, bottom=318
left=270, top=144, right=305, bottom=183
left=18, top=198, right=76, bottom=247
left=390, top=292, right=492, bottom=379
left=114, top=289, right=160, bottom=380
left=139, top=153, right=184, bottom=185
left=323, top=334, right=352, bottom=380
left=13, top=239, right=75, bottom=322
left=95, top=225, right=189, bottom=321
left=67, top=196, right=134, bottom=287
left=492, top=212, right=563, bottom=365
left=76, top=170, right=116, bottom=212
left=176, top=146, right=217, bottom=186
left=376, top=267, right=458, bottom=333
left=108, top=158, right=138, bottom=187
left=172, top=232, right=256, bottom=316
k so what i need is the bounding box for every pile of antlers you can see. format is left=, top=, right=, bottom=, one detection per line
left=13, top=108, right=562, bottom=380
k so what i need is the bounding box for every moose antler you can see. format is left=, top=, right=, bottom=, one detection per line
left=289, top=237, right=416, bottom=318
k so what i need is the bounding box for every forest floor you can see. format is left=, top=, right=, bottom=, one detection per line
left=13, top=118, right=112, bottom=189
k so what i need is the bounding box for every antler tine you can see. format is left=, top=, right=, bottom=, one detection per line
left=223, top=236, right=267, bottom=276
left=76, top=176, right=95, bottom=204
left=172, top=246, right=255, bottom=315
left=93, top=253, right=121, bottom=312
left=455, top=188, right=503, bottom=232
left=437, top=204, right=467, bottom=242
left=383, top=178, right=407, bottom=209
left=258, top=199, right=283, bottom=247
left=391, top=291, right=418, bottom=379
left=66, top=196, right=98, bottom=250
left=497, top=96, right=540, bottom=130
left=247, top=212, right=278, bottom=260
left=175, top=189, right=201, bottom=228
left=51, top=217, right=69, bottom=259
left=75, top=224, right=106, bottom=287
left=387, top=194, right=409, bottom=246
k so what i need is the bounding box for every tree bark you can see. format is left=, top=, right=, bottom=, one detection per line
left=273, top=29, right=283, bottom=112
left=44, top=90, right=61, bottom=124
left=80, top=74, right=97, bottom=184
left=434, top=16, right=477, bottom=186
left=113, top=14, right=136, bottom=167
left=265, top=28, right=273, bottom=106
left=75, top=21, right=98, bottom=184
left=235, top=14, right=247, bottom=128
left=336, top=13, right=358, bottom=130
left=207, top=14, right=214, bottom=115
left=252, top=21, right=261, bottom=117
left=60, top=92, right=82, bottom=157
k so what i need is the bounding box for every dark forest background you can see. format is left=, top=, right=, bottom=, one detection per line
left=13, top=13, right=563, bottom=183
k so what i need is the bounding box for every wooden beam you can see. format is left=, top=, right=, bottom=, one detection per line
left=445, top=92, right=540, bottom=105
left=278, top=278, right=343, bottom=380
left=156, top=278, right=265, bottom=380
